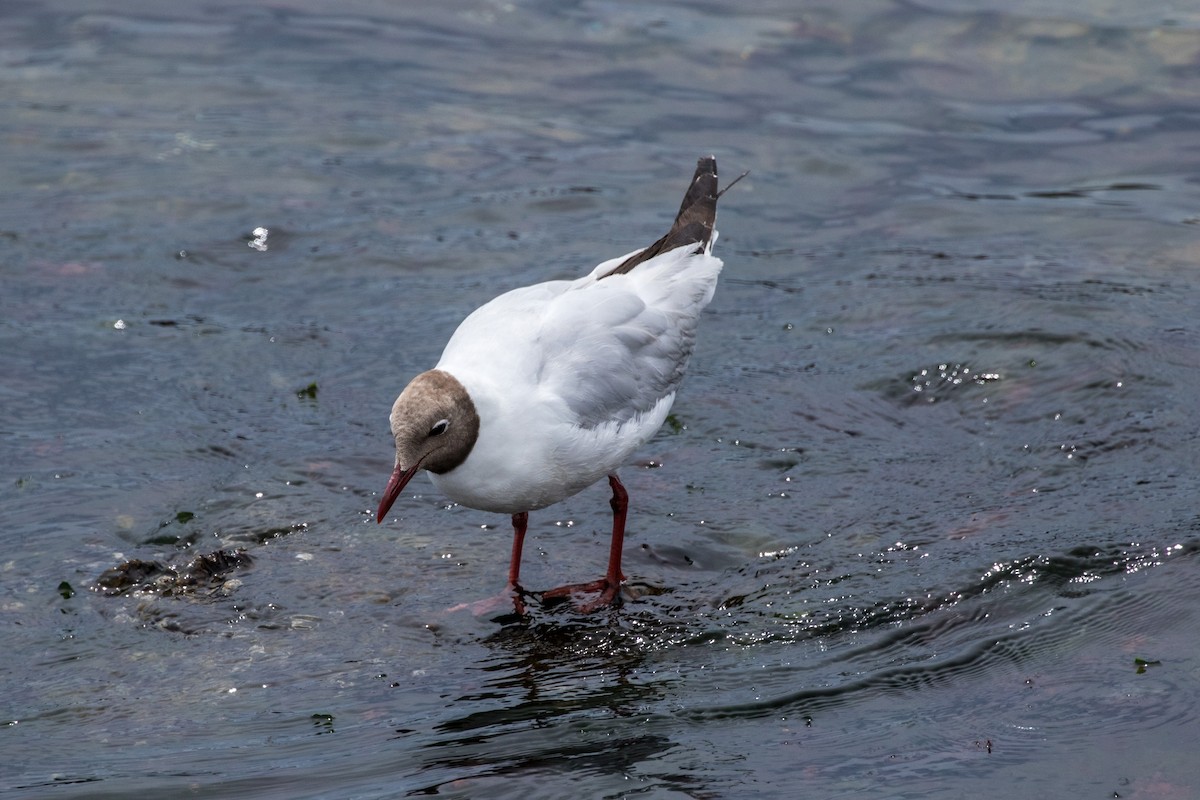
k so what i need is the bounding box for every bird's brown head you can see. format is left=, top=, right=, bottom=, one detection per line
left=376, top=369, right=480, bottom=523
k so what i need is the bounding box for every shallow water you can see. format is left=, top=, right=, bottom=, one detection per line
left=3, top=1, right=1200, bottom=797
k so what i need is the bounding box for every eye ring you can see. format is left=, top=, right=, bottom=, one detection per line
left=429, top=419, right=450, bottom=437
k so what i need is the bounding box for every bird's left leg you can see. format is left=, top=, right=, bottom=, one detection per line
left=599, top=473, right=628, bottom=587
left=541, top=473, right=627, bottom=610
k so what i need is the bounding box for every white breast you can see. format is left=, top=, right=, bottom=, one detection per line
left=428, top=239, right=721, bottom=514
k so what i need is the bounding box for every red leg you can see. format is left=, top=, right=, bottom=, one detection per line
left=446, top=512, right=530, bottom=617
left=507, top=511, right=528, bottom=588
left=541, top=473, right=628, bottom=610
left=602, top=473, right=628, bottom=586
left=507, top=512, right=529, bottom=614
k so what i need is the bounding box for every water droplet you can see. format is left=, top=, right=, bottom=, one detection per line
left=248, top=226, right=269, bottom=251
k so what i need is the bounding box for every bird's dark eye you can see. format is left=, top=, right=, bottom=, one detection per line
left=428, top=419, right=450, bottom=437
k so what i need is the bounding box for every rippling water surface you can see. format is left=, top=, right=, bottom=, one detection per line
left=3, top=1, right=1200, bottom=797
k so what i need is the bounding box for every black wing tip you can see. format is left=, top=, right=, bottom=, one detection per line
left=602, top=155, right=731, bottom=278
left=678, top=156, right=718, bottom=216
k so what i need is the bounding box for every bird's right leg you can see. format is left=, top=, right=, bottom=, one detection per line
left=501, top=511, right=529, bottom=614
left=448, top=511, right=529, bottom=617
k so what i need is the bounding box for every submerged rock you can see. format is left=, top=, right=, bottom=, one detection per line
left=95, top=550, right=253, bottom=597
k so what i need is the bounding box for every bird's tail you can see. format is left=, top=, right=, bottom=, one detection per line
left=603, top=155, right=737, bottom=278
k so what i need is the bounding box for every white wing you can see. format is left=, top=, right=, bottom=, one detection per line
left=540, top=241, right=722, bottom=428
left=438, top=239, right=721, bottom=430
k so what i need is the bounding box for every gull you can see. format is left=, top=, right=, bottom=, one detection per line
left=376, top=155, right=739, bottom=611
